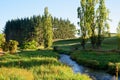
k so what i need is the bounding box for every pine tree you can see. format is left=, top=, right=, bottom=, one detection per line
left=43, top=7, right=53, bottom=48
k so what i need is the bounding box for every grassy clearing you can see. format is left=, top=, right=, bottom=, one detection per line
left=0, top=50, right=91, bottom=80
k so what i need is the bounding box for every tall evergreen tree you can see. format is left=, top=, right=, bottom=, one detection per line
left=43, top=7, right=53, bottom=48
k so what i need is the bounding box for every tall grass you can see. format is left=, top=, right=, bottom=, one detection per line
left=0, top=67, right=34, bottom=80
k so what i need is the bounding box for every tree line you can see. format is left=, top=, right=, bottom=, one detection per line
left=77, top=0, right=110, bottom=49
left=4, top=7, right=76, bottom=49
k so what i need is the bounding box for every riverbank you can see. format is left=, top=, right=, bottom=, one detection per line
left=53, top=37, right=120, bottom=75
left=70, top=50, right=120, bottom=75
left=59, top=54, right=117, bottom=80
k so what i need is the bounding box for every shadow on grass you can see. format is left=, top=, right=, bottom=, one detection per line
left=0, top=50, right=60, bottom=68
left=0, top=58, right=61, bottom=68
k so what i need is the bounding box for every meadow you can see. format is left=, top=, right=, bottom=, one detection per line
left=0, top=50, right=91, bottom=80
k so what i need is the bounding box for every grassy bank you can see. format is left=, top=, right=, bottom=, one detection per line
left=53, top=37, right=120, bottom=75
left=71, top=50, right=120, bottom=74
left=0, top=50, right=91, bottom=80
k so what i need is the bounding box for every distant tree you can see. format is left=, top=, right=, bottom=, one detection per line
left=53, top=17, right=76, bottom=39
left=43, top=7, right=53, bottom=48
left=117, top=21, right=120, bottom=49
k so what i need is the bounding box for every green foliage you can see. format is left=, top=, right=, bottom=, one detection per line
left=22, top=40, right=38, bottom=49
left=1, top=40, right=18, bottom=53
left=96, top=0, right=110, bottom=48
left=1, top=42, right=9, bottom=52
left=9, top=40, right=19, bottom=54
left=43, top=7, right=53, bottom=48
left=0, top=50, right=91, bottom=80
left=78, top=0, right=109, bottom=49
left=0, top=34, right=5, bottom=48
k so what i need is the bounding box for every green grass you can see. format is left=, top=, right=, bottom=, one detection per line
left=0, top=50, right=91, bottom=80
left=102, top=37, right=118, bottom=50
left=70, top=50, right=120, bottom=74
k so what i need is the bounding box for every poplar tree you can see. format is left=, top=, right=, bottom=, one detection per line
left=96, top=0, right=109, bottom=48
left=43, top=7, right=53, bottom=48
left=78, top=0, right=98, bottom=49
left=86, top=0, right=98, bottom=48
left=77, top=0, right=87, bottom=49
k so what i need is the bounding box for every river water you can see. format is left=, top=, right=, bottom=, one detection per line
left=59, top=54, right=120, bottom=80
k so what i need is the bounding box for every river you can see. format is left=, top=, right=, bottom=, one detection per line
left=59, top=54, right=120, bottom=80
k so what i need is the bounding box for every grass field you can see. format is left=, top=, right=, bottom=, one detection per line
left=0, top=50, right=91, bottom=80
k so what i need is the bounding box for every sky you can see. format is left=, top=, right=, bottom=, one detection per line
left=0, top=0, right=120, bottom=33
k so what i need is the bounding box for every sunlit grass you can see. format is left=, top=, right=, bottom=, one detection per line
left=0, top=50, right=91, bottom=80
left=0, top=67, right=34, bottom=80
left=31, top=64, right=91, bottom=80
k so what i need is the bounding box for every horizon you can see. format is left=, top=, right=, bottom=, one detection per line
left=0, top=0, right=120, bottom=33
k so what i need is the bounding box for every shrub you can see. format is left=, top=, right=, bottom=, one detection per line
left=22, top=40, right=38, bottom=49
left=1, top=42, right=9, bottom=52
left=0, top=34, right=5, bottom=48
left=9, top=40, right=19, bottom=54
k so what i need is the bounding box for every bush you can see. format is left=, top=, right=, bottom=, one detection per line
left=9, top=40, right=19, bottom=54
left=0, top=34, right=5, bottom=48
left=1, top=42, right=9, bottom=52
left=1, top=40, right=19, bottom=54
left=22, top=40, right=38, bottom=49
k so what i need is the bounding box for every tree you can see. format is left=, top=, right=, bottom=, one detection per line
left=4, top=10, right=76, bottom=49
left=96, top=0, right=109, bottom=48
left=77, top=0, right=87, bottom=49
left=117, top=21, right=120, bottom=49
left=78, top=0, right=98, bottom=49
left=43, top=7, right=53, bottom=48
left=78, top=0, right=109, bottom=49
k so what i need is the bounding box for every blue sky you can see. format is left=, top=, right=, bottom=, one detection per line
left=0, top=0, right=120, bottom=33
